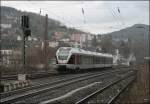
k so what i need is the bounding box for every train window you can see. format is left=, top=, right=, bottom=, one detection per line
left=85, top=55, right=89, bottom=64
left=59, top=47, right=71, bottom=53
left=97, top=57, right=99, bottom=64
left=95, top=56, right=97, bottom=64
left=109, top=58, right=111, bottom=64
left=80, top=55, right=84, bottom=64
left=110, top=58, right=112, bottom=64
left=108, top=58, right=111, bottom=64
left=88, top=56, right=90, bottom=64
left=90, top=56, right=93, bottom=64
left=101, top=57, right=103, bottom=64
left=94, top=56, right=96, bottom=64
left=105, top=58, right=107, bottom=64
left=96, top=57, right=99, bottom=64
left=93, top=56, right=95, bottom=64
left=58, top=56, right=68, bottom=60
left=104, top=57, right=106, bottom=64
left=100, top=57, right=102, bottom=64
left=58, top=47, right=71, bottom=60
left=89, top=56, right=91, bottom=64
left=92, top=56, right=94, bottom=64
left=81, top=55, right=91, bottom=64
left=95, top=57, right=97, bottom=64
left=98, top=57, right=100, bottom=64
left=86, top=56, right=88, bottom=64
left=107, top=58, right=109, bottom=64
left=103, top=57, right=105, bottom=64
left=96, top=57, right=98, bottom=64
left=100, top=57, right=101, bottom=64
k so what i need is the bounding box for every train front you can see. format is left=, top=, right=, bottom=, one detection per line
left=55, top=47, right=71, bottom=72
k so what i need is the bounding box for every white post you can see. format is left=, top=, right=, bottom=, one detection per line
left=18, top=74, right=26, bottom=81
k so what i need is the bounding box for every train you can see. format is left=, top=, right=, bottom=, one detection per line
left=55, top=47, right=113, bottom=72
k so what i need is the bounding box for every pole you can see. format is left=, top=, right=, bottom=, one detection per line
left=44, top=14, right=48, bottom=71
left=20, top=15, right=31, bottom=80
left=22, top=29, right=25, bottom=74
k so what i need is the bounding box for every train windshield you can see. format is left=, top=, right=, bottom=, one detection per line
left=58, top=48, right=71, bottom=60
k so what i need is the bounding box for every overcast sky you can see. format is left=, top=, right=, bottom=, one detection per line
left=1, top=1, right=149, bottom=34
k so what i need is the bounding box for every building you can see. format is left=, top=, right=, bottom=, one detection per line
left=0, top=24, right=12, bottom=29
left=70, top=33, right=94, bottom=48
left=52, top=32, right=61, bottom=41
left=49, top=41, right=59, bottom=48
left=0, top=49, right=21, bottom=66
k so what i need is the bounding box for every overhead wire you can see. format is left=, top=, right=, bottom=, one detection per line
left=115, top=3, right=127, bottom=41
left=110, top=2, right=126, bottom=28
left=28, top=1, right=129, bottom=33
left=27, top=1, right=93, bottom=33
left=103, top=3, right=121, bottom=29
left=116, top=6, right=125, bottom=26
left=104, top=2, right=125, bottom=30
left=80, top=1, right=95, bottom=32
left=81, top=1, right=86, bottom=24
left=111, top=7, right=124, bottom=26
left=28, top=1, right=75, bottom=27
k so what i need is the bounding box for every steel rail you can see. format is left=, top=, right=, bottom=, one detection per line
left=0, top=72, right=98, bottom=98
left=1, top=71, right=116, bottom=103
left=1, top=66, right=130, bottom=80
left=107, top=76, right=136, bottom=104
left=1, top=68, right=128, bottom=97
left=75, top=71, right=136, bottom=104
left=1, top=72, right=54, bottom=80
left=0, top=69, right=126, bottom=103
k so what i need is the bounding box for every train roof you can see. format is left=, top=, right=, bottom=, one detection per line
left=59, top=47, right=113, bottom=58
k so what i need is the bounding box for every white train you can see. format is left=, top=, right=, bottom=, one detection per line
left=55, top=47, right=113, bottom=72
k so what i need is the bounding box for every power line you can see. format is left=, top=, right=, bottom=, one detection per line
left=28, top=1, right=93, bottom=33
left=104, top=2, right=126, bottom=29
left=108, top=7, right=121, bottom=26
left=116, top=6, right=125, bottom=25
left=28, top=1, right=77, bottom=28
left=28, top=1, right=130, bottom=33
left=111, top=7, right=124, bottom=26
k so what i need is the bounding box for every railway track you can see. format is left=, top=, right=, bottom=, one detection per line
left=1, top=72, right=56, bottom=80
left=75, top=72, right=136, bottom=104
left=107, top=78, right=135, bottom=104
left=1, top=66, right=130, bottom=80
left=0, top=69, right=129, bottom=104
left=0, top=71, right=99, bottom=98
left=39, top=70, right=136, bottom=104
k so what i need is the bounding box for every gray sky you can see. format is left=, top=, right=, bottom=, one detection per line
left=1, top=1, right=149, bottom=34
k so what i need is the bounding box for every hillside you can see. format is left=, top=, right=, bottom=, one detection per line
left=1, top=6, right=84, bottom=41
left=106, top=24, right=149, bottom=41
left=102, top=24, right=149, bottom=63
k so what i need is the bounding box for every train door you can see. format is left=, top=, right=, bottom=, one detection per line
left=75, top=54, right=80, bottom=65
left=68, top=55, right=75, bottom=64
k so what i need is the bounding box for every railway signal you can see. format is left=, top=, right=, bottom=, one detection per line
left=21, top=15, right=29, bottom=28
left=21, top=15, right=31, bottom=38
left=21, top=15, right=31, bottom=74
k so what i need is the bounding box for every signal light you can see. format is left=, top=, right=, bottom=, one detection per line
left=21, top=15, right=31, bottom=37
left=21, top=15, right=29, bottom=28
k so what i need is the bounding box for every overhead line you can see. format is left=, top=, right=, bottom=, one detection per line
left=28, top=1, right=77, bottom=28
left=28, top=1, right=92, bottom=33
